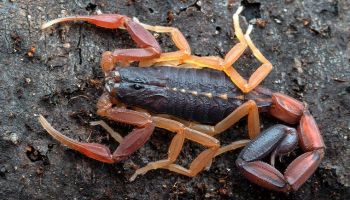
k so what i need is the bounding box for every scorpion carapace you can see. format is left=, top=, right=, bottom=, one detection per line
left=38, top=6, right=325, bottom=193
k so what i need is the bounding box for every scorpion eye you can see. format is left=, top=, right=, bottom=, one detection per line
left=133, top=84, right=144, bottom=90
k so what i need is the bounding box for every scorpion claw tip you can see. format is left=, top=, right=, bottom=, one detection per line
left=236, top=6, right=244, bottom=15
left=41, top=18, right=66, bottom=30
left=41, top=22, right=51, bottom=30
left=246, top=24, right=254, bottom=35
left=129, top=174, right=137, bottom=182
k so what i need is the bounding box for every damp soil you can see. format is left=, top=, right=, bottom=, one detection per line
left=0, top=0, right=349, bottom=199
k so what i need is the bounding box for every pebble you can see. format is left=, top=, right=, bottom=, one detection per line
left=25, top=77, right=31, bottom=84
left=294, top=58, right=303, bottom=73
left=63, top=43, right=71, bottom=48
left=274, top=18, right=282, bottom=24
left=2, top=132, right=19, bottom=145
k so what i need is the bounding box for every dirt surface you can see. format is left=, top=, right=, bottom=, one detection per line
left=0, top=0, right=349, bottom=199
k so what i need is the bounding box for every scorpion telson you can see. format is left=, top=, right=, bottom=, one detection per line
left=39, top=6, right=325, bottom=192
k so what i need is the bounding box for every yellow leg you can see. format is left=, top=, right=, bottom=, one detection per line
left=203, top=139, right=250, bottom=170
left=180, top=7, right=272, bottom=93
left=189, top=100, right=260, bottom=139
left=214, top=140, right=250, bottom=157
left=139, top=7, right=272, bottom=93
left=138, top=23, right=191, bottom=67
left=129, top=116, right=220, bottom=181
left=90, top=120, right=124, bottom=144
left=129, top=100, right=259, bottom=180
left=182, top=100, right=259, bottom=169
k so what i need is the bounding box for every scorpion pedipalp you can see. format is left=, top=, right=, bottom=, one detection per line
left=236, top=93, right=325, bottom=192
left=39, top=93, right=155, bottom=164
left=42, top=13, right=161, bottom=73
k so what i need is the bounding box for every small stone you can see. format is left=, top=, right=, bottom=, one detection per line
left=294, top=58, right=303, bottom=73
left=3, top=132, right=19, bottom=144
left=25, top=78, right=31, bottom=84
left=256, top=18, right=268, bottom=28
left=48, top=143, right=54, bottom=149
left=0, top=166, right=7, bottom=177
left=219, top=188, right=228, bottom=196
left=63, top=43, right=71, bottom=48
left=96, top=9, right=102, bottom=15
left=218, top=178, right=226, bottom=184
left=36, top=167, right=44, bottom=175
left=0, top=167, right=6, bottom=173
left=274, top=18, right=282, bottom=24
left=153, top=33, right=160, bottom=39
left=27, top=46, right=36, bottom=57
left=303, top=18, right=311, bottom=26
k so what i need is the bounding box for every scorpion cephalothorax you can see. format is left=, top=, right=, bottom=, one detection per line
left=39, top=7, right=325, bottom=192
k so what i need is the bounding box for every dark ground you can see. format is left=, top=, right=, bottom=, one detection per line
left=0, top=0, right=349, bottom=199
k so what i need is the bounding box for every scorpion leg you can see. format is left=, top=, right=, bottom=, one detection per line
left=90, top=120, right=124, bottom=144
left=41, top=14, right=161, bottom=73
left=189, top=100, right=260, bottom=138
left=223, top=6, right=272, bottom=93
left=139, top=7, right=272, bottom=93
left=222, top=7, right=272, bottom=93
left=137, top=23, right=191, bottom=67
left=204, top=6, right=272, bottom=93
left=188, top=100, right=259, bottom=158
left=181, top=6, right=248, bottom=69
left=130, top=116, right=219, bottom=181
left=129, top=118, right=186, bottom=181
left=238, top=27, right=273, bottom=93
left=39, top=93, right=155, bottom=164
left=138, top=7, right=247, bottom=69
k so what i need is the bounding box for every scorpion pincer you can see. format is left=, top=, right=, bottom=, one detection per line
left=38, top=7, right=325, bottom=192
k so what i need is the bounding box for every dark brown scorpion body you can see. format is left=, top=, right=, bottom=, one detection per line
left=106, top=66, right=269, bottom=125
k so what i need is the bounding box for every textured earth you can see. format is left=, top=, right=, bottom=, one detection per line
left=0, top=0, right=349, bottom=199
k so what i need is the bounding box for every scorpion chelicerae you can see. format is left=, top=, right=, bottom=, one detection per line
left=39, top=7, right=325, bottom=192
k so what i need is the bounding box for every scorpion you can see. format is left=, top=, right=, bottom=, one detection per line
left=39, top=7, right=325, bottom=192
